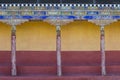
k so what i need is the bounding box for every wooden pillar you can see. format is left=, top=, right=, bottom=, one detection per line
left=88, top=19, right=117, bottom=76
left=0, top=19, right=29, bottom=76
left=56, top=25, right=62, bottom=76
left=11, top=25, right=17, bottom=76
left=100, top=25, right=106, bottom=76
left=43, top=18, right=73, bottom=76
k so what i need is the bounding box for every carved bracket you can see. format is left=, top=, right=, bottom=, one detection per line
left=88, top=19, right=117, bottom=26
left=44, top=17, right=74, bottom=26
left=0, top=19, right=29, bottom=27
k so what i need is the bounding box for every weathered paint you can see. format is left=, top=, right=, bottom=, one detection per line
left=0, top=22, right=11, bottom=50
left=16, top=21, right=56, bottom=51
left=105, top=21, right=120, bottom=50
left=61, top=20, right=100, bottom=51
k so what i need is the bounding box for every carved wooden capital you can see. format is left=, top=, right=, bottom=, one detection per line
left=44, top=18, right=73, bottom=26
left=88, top=19, right=117, bottom=26
left=0, top=19, right=28, bottom=26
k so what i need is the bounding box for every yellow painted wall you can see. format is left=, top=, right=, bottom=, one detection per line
left=0, top=20, right=118, bottom=51
left=61, top=20, right=100, bottom=51
left=16, top=21, right=56, bottom=51
left=14, top=21, right=120, bottom=51
left=0, top=22, right=11, bottom=50
left=105, top=21, right=120, bottom=50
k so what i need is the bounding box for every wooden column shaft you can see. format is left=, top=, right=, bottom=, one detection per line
left=56, top=25, right=62, bottom=76
left=11, top=26, right=17, bottom=76
left=100, top=26, right=106, bottom=76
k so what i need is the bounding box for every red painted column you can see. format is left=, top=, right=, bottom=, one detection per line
left=56, top=25, right=62, bottom=76
left=100, top=26, right=106, bottom=76
left=11, top=26, right=17, bottom=76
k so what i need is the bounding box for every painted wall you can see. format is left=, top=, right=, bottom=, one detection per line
left=0, top=22, right=11, bottom=50
left=61, top=21, right=100, bottom=51
left=105, top=21, right=120, bottom=50
left=16, top=20, right=101, bottom=51
left=16, top=21, right=56, bottom=51
left=0, top=20, right=120, bottom=51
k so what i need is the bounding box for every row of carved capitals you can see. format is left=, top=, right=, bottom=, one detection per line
left=0, top=19, right=117, bottom=27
